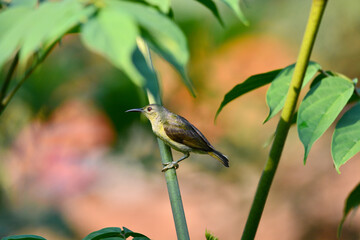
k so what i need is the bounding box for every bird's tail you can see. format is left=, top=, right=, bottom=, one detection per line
left=208, top=150, right=229, bottom=167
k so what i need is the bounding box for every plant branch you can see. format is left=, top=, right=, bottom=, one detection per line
left=241, top=0, right=328, bottom=239
left=138, top=39, right=190, bottom=240
left=0, top=41, right=58, bottom=115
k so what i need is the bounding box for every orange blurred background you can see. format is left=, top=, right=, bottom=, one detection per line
left=0, top=0, right=359, bottom=239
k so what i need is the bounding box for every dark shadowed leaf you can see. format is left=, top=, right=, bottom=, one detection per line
left=264, top=61, right=321, bottom=123
left=106, top=0, right=195, bottom=96
left=338, top=183, right=360, bottom=238
left=82, top=227, right=150, bottom=240
left=131, top=46, right=160, bottom=102
left=2, top=235, right=46, bottom=240
left=332, top=102, right=360, bottom=173
left=219, top=0, right=248, bottom=25
left=123, top=227, right=151, bottom=240
left=194, top=0, right=224, bottom=25
left=81, top=7, right=144, bottom=86
left=82, top=227, right=124, bottom=240
left=215, top=69, right=281, bottom=120
left=297, top=77, right=354, bottom=163
left=309, top=70, right=332, bottom=88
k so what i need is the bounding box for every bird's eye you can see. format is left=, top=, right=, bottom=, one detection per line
left=147, top=107, right=152, bottom=112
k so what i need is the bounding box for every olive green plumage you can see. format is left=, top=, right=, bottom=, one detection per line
left=126, top=104, right=229, bottom=171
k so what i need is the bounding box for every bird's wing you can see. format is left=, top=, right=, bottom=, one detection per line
left=164, top=115, right=213, bottom=151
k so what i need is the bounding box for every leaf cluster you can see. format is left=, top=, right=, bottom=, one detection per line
left=217, top=62, right=360, bottom=173
left=0, top=0, right=249, bottom=109
left=216, top=61, right=360, bottom=238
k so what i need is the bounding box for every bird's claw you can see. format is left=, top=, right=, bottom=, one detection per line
left=162, top=162, right=179, bottom=172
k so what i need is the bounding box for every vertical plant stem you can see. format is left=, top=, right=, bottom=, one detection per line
left=138, top=39, right=190, bottom=240
left=241, top=0, right=328, bottom=239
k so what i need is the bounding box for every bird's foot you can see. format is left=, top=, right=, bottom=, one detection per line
left=161, top=162, right=179, bottom=172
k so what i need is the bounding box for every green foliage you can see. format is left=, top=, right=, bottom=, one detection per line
left=215, top=69, right=281, bottom=119
left=264, top=61, right=321, bottom=123
left=18, top=0, right=95, bottom=69
left=0, top=6, right=32, bottom=69
left=205, top=229, right=218, bottom=240
left=0, top=0, right=249, bottom=112
left=219, top=0, right=248, bottom=26
left=0, top=0, right=96, bottom=71
left=297, top=76, right=354, bottom=163
left=331, top=102, right=360, bottom=172
left=8, top=0, right=37, bottom=8
left=338, top=183, right=360, bottom=238
left=144, top=0, right=170, bottom=13
left=0, top=0, right=195, bottom=98
left=82, top=227, right=150, bottom=240
left=194, top=0, right=224, bottom=26
left=81, top=7, right=142, bottom=86
left=1, top=227, right=151, bottom=240
left=105, top=0, right=194, bottom=96
left=1, top=235, right=46, bottom=240
left=216, top=60, right=360, bottom=172
left=216, top=62, right=321, bottom=122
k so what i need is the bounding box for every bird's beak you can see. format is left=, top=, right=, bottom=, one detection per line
left=125, top=108, right=144, bottom=113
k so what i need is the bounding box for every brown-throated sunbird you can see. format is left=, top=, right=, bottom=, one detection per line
left=126, top=104, right=229, bottom=171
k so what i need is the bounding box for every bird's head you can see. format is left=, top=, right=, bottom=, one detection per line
left=126, top=104, right=166, bottom=122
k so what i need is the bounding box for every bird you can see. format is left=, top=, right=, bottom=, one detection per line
left=126, top=104, right=229, bottom=171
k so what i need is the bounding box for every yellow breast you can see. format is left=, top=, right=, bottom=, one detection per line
left=151, top=121, right=192, bottom=153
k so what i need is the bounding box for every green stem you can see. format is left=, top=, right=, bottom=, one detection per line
left=138, top=39, right=190, bottom=240
left=0, top=41, right=58, bottom=115
left=241, top=0, right=328, bottom=239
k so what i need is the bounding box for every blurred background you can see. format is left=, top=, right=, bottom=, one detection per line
left=0, top=0, right=360, bottom=239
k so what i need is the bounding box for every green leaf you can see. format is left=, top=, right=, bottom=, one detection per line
left=219, top=0, right=248, bottom=26
left=144, top=0, right=170, bottom=13
left=331, top=102, right=360, bottom=173
left=106, top=0, right=195, bottom=96
left=338, top=183, right=360, bottom=238
left=215, top=69, right=281, bottom=120
left=132, top=43, right=161, bottom=99
left=123, top=227, right=150, bottom=240
left=297, top=77, right=354, bottom=163
left=82, top=227, right=150, bottom=240
left=82, top=227, right=124, bottom=240
left=309, top=70, right=332, bottom=89
left=0, top=6, right=32, bottom=70
left=2, top=235, right=46, bottom=240
left=0, top=1, right=95, bottom=71
left=19, top=0, right=96, bottom=67
left=9, top=0, right=37, bottom=8
left=265, top=61, right=321, bottom=123
left=194, top=0, right=224, bottom=26
left=205, top=229, right=219, bottom=240
left=81, top=7, right=144, bottom=86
